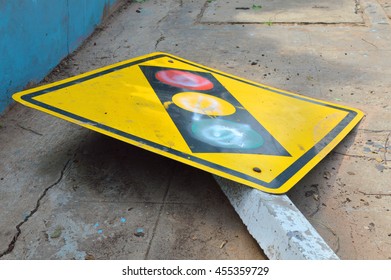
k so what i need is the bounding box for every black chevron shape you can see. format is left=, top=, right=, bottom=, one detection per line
left=140, top=65, right=290, bottom=156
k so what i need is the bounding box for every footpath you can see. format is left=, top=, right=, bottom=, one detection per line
left=0, top=0, right=390, bottom=259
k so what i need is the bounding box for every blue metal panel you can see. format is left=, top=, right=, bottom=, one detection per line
left=68, top=0, right=117, bottom=53
left=0, top=0, right=119, bottom=113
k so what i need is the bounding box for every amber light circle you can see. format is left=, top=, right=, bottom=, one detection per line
left=155, top=70, right=214, bottom=90
left=172, top=92, right=236, bottom=116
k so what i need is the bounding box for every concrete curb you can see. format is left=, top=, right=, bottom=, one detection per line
left=214, top=176, right=339, bottom=260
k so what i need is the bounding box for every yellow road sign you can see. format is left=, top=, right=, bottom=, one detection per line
left=13, top=52, right=364, bottom=194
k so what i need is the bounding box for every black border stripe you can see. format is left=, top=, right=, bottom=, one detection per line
left=21, top=54, right=358, bottom=190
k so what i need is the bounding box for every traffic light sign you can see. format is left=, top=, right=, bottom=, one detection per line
left=12, top=52, right=364, bottom=194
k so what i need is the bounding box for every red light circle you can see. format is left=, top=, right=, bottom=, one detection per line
left=155, top=70, right=214, bottom=91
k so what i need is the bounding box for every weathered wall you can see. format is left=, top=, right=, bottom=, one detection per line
left=0, top=0, right=121, bottom=113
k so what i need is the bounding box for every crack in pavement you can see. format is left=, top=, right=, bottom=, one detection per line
left=196, top=0, right=209, bottom=23
left=333, top=151, right=375, bottom=160
left=358, top=191, right=391, bottom=196
left=308, top=185, right=321, bottom=218
left=0, top=159, right=72, bottom=259
left=16, top=124, right=43, bottom=136
left=332, top=151, right=391, bottom=167
left=144, top=163, right=175, bottom=260
left=358, top=129, right=391, bottom=133
left=154, top=4, right=175, bottom=51
left=155, top=34, right=166, bottom=50
left=308, top=218, right=340, bottom=254
left=384, top=132, right=390, bottom=164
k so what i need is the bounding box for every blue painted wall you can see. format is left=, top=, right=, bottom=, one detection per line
left=0, top=0, right=119, bottom=113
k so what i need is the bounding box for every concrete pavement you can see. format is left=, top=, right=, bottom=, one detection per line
left=1, top=0, right=391, bottom=259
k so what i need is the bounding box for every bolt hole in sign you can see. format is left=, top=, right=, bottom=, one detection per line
left=13, top=53, right=363, bottom=194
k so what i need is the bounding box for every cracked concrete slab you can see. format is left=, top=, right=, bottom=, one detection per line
left=288, top=124, right=391, bottom=259
left=0, top=106, right=84, bottom=257
left=0, top=113, right=265, bottom=259
left=1, top=0, right=391, bottom=259
left=200, top=0, right=363, bottom=23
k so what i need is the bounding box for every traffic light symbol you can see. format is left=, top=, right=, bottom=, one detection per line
left=140, top=65, right=290, bottom=156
